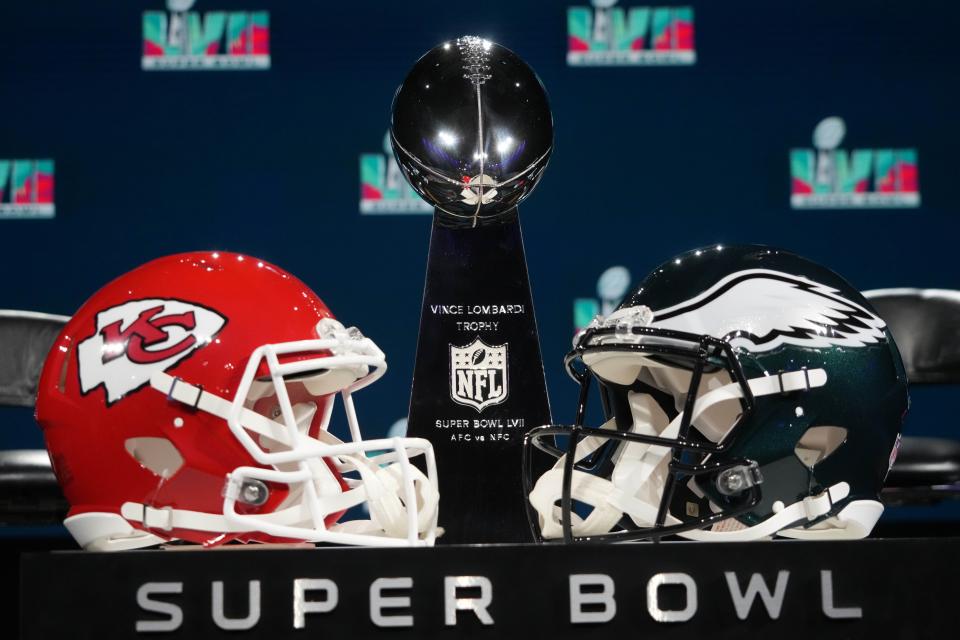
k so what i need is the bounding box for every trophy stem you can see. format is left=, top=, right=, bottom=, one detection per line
left=407, top=208, right=552, bottom=544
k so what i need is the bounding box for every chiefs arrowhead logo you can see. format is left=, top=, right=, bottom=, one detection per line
left=77, top=298, right=227, bottom=405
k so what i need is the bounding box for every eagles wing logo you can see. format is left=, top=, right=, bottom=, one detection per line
left=650, top=269, right=886, bottom=352
left=77, top=298, right=227, bottom=404
left=449, top=338, right=509, bottom=412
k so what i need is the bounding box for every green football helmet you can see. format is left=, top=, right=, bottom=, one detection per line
left=524, top=245, right=908, bottom=542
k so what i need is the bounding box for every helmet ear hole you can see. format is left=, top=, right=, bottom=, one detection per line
left=124, top=437, right=184, bottom=479
left=794, top=426, right=848, bottom=468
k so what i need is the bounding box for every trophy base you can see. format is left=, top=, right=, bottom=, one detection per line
left=407, top=208, right=551, bottom=544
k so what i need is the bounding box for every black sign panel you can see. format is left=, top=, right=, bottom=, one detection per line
left=407, top=212, right=552, bottom=544
left=20, top=539, right=960, bottom=639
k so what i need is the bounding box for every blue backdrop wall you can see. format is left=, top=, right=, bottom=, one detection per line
left=0, top=1, right=956, bottom=519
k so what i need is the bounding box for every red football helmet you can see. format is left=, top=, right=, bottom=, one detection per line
left=36, top=252, right=439, bottom=550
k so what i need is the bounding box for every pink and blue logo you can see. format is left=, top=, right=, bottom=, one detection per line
left=791, top=117, right=919, bottom=209
left=359, top=133, right=432, bottom=215
left=573, top=266, right=632, bottom=332
left=142, top=0, right=269, bottom=71
left=567, top=2, right=695, bottom=66
left=0, top=160, right=54, bottom=220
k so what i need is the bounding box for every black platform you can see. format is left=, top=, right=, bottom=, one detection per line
left=19, top=538, right=960, bottom=638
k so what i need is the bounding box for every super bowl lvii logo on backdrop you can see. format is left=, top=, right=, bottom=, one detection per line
left=790, top=117, right=920, bottom=210
left=573, top=266, right=632, bottom=332
left=567, top=2, right=695, bottom=66
left=449, top=338, right=509, bottom=412
left=359, top=132, right=432, bottom=215
left=142, top=0, right=270, bottom=71
left=0, top=160, right=54, bottom=220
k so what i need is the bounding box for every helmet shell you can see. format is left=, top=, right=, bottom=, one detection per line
left=36, top=251, right=340, bottom=546
left=613, top=244, right=908, bottom=525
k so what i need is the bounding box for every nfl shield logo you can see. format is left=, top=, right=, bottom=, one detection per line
left=449, top=338, right=509, bottom=412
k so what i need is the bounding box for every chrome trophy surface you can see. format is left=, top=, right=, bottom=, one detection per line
left=391, top=36, right=553, bottom=226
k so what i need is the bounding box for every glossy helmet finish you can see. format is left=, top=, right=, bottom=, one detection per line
left=36, top=252, right=438, bottom=550
left=390, top=36, right=553, bottom=226
left=524, top=245, right=907, bottom=542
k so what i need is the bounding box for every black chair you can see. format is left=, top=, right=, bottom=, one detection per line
left=865, top=289, right=960, bottom=505
left=0, top=310, right=69, bottom=524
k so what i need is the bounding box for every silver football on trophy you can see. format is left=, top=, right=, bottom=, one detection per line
left=390, top=36, right=553, bottom=226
